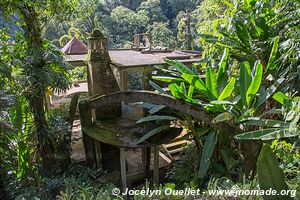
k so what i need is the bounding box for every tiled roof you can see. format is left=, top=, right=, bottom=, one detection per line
left=61, top=37, right=88, bottom=55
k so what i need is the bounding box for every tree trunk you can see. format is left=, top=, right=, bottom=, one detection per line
left=241, top=140, right=262, bottom=178
left=19, top=3, right=70, bottom=175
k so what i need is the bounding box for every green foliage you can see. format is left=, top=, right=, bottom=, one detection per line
left=69, top=66, right=87, bottom=81
left=205, top=176, right=260, bottom=199
left=235, top=93, right=299, bottom=140
left=199, top=130, right=218, bottom=178
left=257, top=144, right=292, bottom=200
left=145, top=51, right=286, bottom=186
left=59, top=28, right=85, bottom=47
left=138, top=0, right=168, bottom=24
left=13, top=165, right=121, bottom=200
left=166, top=146, right=201, bottom=188
left=45, top=110, right=72, bottom=174
left=110, top=6, right=148, bottom=47
left=148, top=22, right=175, bottom=48
left=271, top=140, right=300, bottom=179
left=198, top=0, right=299, bottom=95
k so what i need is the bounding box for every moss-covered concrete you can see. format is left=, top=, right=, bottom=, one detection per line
left=83, top=117, right=182, bottom=148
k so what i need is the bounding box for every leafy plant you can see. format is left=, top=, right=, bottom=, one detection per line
left=271, top=140, right=300, bottom=179
left=139, top=44, right=286, bottom=184
left=257, top=144, right=292, bottom=200
left=235, top=93, right=299, bottom=140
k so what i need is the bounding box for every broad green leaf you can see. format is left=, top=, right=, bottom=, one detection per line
left=199, top=130, right=218, bottom=178
left=148, top=105, right=166, bottom=114
left=168, top=83, right=200, bottom=105
left=234, top=128, right=296, bottom=140
left=221, top=146, right=232, bottom=170
left=153, top=65, right=181, bottom=76
left=136, top=115, right=177, bottom=123
left=206, top=67, right=218, bottom=100
left=165, top=59, right=195, bottom=74
left=257, top=144, right=292, bottom=200
left=235, top=21, right=251, bottom=48
left=239, top=61, right=252, bottom=105
left=152, top=76, right=184, bottom=83
left=209, top=100, right=235, bottom=105
left=180, top=82, right=187, bottom=94
left=149, top=80, right=166, bottom=94
left=255, top=77, right=285, bottom=109
left=260, top=129, right=297, bottom=140
left=246, top=62, right=263, bottom=105
left=217, top=48, right=229, bottom=94
left=241, top=119, right=289, bottom=128
left=187, top=85, right=194, bottom=98
left=169, top=83, right=181, bottom=99
left=195, top=127, right=210, bottom=137
left=273, top=92, right=291, bottom=107
left=267, top=36, right=280, bottom=70
left=213, top=112, right=234, bottom=123
left=218, top=78, right=236, bottom=100
left=182, top=73, right=207, bottom=94
left=136, top=125, right=170, bottom=144
left=259, top=109, right=283, bottom=118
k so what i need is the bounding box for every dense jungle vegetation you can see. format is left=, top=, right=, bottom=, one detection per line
left=0, top=0, right=299, bottom=199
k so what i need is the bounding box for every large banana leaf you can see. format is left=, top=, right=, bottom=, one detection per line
left=199, top=130, right=218, bottom=178
left=246, top=61, right=263, bottom=105
left=217, top=48, right=229, bottom=94
left=273, top=92, right=291, bottom=107
left=235, top=21, right=251, bottom=49
left=267, top=36, right=280, bottom=71
left=152, top=76, right=185, bottom=83
left=254, top=77, right=285, bottom=109
left=257, top=144, right=292, bottom=200
left=206, top=67, right=218, bottom=100
left=136, top=115, right=178, bottom=123
left=148, top=105, right=166, bottom=114
left=136, top=125, right=170, bottom=144
left=181, top=73, right=207, bottom=94
left=218, top=77, right=236, bottom=100
left=149, top=80, right=166, bottom=94
left=187, top=84, right=194, bottom=98
left=234, top=128, right=297, bottom=140
left=239, top=61, right=252, bottom=105
left=165, top=59, right=195, bottom=75
left=241, top=119, right=289, bottom=127
left=169, top=83, right=182, bottom=99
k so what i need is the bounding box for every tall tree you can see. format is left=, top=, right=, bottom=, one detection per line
left=1, top=0, right=78, bottom=174
left=138, top=0, right=168, bottom=24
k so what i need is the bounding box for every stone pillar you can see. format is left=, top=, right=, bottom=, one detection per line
left=183, top=10, right=191, bottom=50
left=86, top=29, right=121, bottom=171
left=87, top=29, right=121, bottom=119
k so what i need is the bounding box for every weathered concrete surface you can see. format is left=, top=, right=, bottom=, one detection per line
left=87, top=29, right=121, bottom=119
left=88, top=90, right=211, bottom=124
left=86, top=30, right=122, bottom=171
left=66, top=50, right=201, bottom=68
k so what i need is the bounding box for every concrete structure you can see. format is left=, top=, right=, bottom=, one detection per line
left=63, top=30, right=204, bottom=190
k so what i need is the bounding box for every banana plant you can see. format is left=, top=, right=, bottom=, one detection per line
left=138, top=48, right=285, bottom=179
left=137, top=49, right=237, bottom=178
left=257, top=144, right=293, bottom=200
left=233, top=91, right=299, bottom=200
left=235, top=92, right=299, bottom=140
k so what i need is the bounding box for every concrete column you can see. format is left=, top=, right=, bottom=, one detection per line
left=86, top=29, right=121, bottom=171
left=87, top=29, right=121, bottom=119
